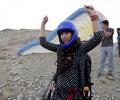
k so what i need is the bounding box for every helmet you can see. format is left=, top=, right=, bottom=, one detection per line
left=57, top=20, right=78, bottom=48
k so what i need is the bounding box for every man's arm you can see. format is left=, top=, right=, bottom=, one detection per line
left=105, top=32, right=112, bottom=37
left=104, top=28, right=114, bottom=37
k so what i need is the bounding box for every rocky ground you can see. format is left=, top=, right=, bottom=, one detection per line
left=0, top=29, right=120, bottom=100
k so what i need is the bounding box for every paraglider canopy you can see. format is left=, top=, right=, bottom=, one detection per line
left=17, top=7, right=107, bottom=56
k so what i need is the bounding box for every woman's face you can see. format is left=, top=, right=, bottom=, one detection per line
left=60, top=31, right=72, bottom=43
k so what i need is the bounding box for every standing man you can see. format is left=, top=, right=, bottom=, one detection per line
left=117, top=28, right=120, bottom=56
left=117, top=28, right=120, bottom=36
left=98, top=20, right=114, bottom=79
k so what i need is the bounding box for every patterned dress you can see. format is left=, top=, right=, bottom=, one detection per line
left=40, top=31, right=102, bottom=100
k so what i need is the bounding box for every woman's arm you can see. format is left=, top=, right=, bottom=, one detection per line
left=80, top=6, right=102, bottom=53
left=85, top=5, right=99, bottom=33
left=81, top=31, right=102, bottom=53
left=39, top=16, right=59, bottom=52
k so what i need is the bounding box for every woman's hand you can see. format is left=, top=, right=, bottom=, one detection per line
left=84, top=5, right=99, bottom=32
left=40, top=16, right=48, bottom=37
left=41, top=16, right=48, bottom=25
left=49, top=81, right=55, bottom=90
left=84, top=5, right=96, bottom=16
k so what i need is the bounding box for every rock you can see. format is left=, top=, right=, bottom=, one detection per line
left=2, top=89, right=14, bottom=99
left=18, top=59, right=24, bottom=64
left=0, top=56, right=7, bottom=60
left=1, top=48, right=8, bottom=51
left=96, top=95, right=100, bottom=98
left=0, top=83, right=7, bottom=88
left=35, top=78, right=38, bottom=82
left=104, top=94, right=109, bottom=98
left=16, top=93, right=23, bottom=100
left=28, top=97, right=32, bottom=100
left=12, top=77, right=20, bottom=82
left=111, top=96, right=115, bottom=100
left=27, top=82, right=33, bottom=87
left=37, top=88, right=42, bottom=94
left=22, top=88, right=26, bottom=92
left=7, top=97, right=13, bottom=100
left=99, top=86, right=102, bottom=89
left=7, top=70, right=19, bottom=75
left=36, top=96, right=40, bottom=100
left=118, top=89, right=120, bottom=92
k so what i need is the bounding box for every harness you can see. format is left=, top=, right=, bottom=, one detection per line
left=66, top=47, right=92, bottom=100
left=53, top=47, right=93, bottom=100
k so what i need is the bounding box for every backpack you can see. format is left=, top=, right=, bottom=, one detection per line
left=75, top=48, right=93, bottom=99
left=84, top=54, right=94, bottom=99
left=85, top=54, right=92, bottom=85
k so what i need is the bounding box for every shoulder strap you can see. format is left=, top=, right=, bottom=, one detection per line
left=74, top=47, right=85, bottom=88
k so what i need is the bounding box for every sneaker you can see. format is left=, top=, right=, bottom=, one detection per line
left=107, top=74, right=114, bottom=80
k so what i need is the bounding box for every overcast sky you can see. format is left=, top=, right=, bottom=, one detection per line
left=0, top=0, right=120, bottom=42
left=0, top=0, right=119, bottom=30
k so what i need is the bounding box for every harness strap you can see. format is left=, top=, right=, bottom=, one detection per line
left=67, top=95, right=73, bottom=100
left=67, top=87, right=91, bottom=100
left=67, top=88, right=78, bottom=100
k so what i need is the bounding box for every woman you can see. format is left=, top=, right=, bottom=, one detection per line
left=40, top=5, right=102, bottom=100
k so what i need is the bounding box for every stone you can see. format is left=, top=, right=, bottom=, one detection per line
left=17, top=94, right=23, bottom=100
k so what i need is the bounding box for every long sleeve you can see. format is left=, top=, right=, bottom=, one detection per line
left=80, top=31, right=103, bottom=53
left=39, top=37, right=59, bottom=52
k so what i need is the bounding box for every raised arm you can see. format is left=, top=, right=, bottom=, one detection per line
left=39, top=16, right=59, bottom=52
left=84, top=5, right=99, bottom=33
left=80, top=5, right=102, bottom=53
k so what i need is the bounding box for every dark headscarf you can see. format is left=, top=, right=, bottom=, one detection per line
left=56, top=38, right=81, bottom=74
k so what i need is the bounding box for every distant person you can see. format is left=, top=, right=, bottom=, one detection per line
left=117, top=28, right=120, bottom=56
left=98, top=20, right=115, bottom=80
left=40, top=5, right=102, bottom=100
left=117, top=28, right=120, bottom=36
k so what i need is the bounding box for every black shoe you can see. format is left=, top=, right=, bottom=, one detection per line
left=97, top=73, right=103, bottom=78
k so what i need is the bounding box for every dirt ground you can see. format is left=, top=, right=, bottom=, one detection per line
left=0, top=29, right=120, bottom=100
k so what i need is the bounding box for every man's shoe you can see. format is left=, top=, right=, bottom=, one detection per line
left=107, top=74, right=114, bottom=80
left=97, top=73, right=103, bottom=78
